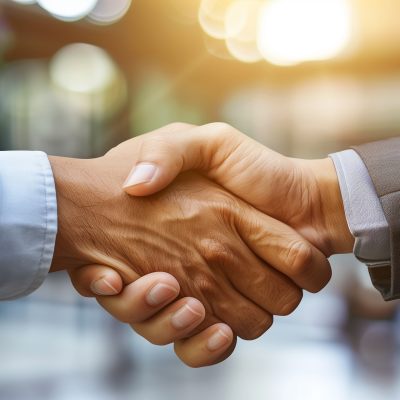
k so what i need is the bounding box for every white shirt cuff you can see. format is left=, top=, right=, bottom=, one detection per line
left=0, top=151, right=57, bottom=301
left=329, top=150, right=390, bottom=265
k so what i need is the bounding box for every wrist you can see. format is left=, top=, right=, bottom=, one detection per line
left=49, top=156, right=93, bottom=272
left=49, top=155, right=142, bottom=282
left=311, top=158, right=354, bottom=256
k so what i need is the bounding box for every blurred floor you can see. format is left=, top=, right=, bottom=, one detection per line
left=1, top=255, right=400, bottom=400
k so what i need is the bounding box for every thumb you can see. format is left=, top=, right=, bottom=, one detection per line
left=122, top=135, right=188, bottom=196
left=122, top=123, right=245, bottom=196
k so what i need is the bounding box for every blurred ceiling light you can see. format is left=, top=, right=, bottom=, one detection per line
left=50, top=43, right=116, bottom=93
left=225, top=0, right=263, bottom=62
left=87, top=0, right=131, bottom=25
left=225, top=0, right=261, bottom=40
left=11, top=0, right=36, bottom=4
left=198, top=0, right=235, bottom=39
left=257, top=0, right=352, bottom=66
left=37, top=0, right=98, bottom=21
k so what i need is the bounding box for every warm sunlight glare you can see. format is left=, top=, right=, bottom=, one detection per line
left=257, top=0, right=352, bottom=66
left=225, top=0, right=263, bottom=62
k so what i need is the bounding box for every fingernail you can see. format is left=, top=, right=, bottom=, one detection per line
left=172, top=304, right=202, bottom=329
left=123, top=164, right=157, bottom=188
left=146, top=283, right=178, bottom=306
left=207, top=330, right=231, bottom=351
left=91, top=277, right=119, bottom=296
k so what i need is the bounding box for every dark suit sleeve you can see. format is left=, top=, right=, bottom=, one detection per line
left=352, top=137, right=400, bottom=301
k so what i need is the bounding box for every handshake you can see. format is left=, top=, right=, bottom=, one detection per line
left=50, top=122, right=354, bottom=368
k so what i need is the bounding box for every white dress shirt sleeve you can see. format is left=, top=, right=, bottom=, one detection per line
left=329, top=149, right=390, bottom=266
left=0, top=151, right=57, bottom=301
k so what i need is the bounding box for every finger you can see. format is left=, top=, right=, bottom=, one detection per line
left=68, top=264, right=123, bottom=297
left=174, top=324, right=235, bottom=368
left=122, top=123, right=234, bottom=196
left=216, top=237, right=304, bottom=317
left=175, top=265, right=274, bottom=341
left=97, top=272, right=180, bottom=323
left=235, top=205, right=332, bottom=293
left=130, top=297, right=206, bottom=345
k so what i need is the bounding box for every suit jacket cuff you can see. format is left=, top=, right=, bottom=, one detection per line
left=329, top=150, right=390, bottom=264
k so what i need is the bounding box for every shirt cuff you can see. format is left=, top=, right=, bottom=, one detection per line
left=0, top=151, right=57, bottom=301
left=329, top=150, right=390, bottom=265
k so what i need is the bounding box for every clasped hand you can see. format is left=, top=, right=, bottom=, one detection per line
left=50, top=122, right=354, bottom=368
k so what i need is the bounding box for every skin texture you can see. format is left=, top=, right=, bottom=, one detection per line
left=123, top=122, right=355, bottom=257
left=63, top=122, right=350, bottom=367
left=49, top=139, right=330, bottom=345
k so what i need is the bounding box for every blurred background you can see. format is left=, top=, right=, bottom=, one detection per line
left=1, top=0, right=400, bottom=399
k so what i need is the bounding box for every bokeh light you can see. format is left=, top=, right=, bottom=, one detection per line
left=257, top=0, right=352, bottom=66
left=226, top=39, right=262, bottom=63
left=87, top=0, right=131, bottom=25
left=49, top=43, right=127, bottom=123
left=225, top=0, right=262, bottom=41
left=225, top=0, right=263, bottom=62
left=198, top=0, right=234, bottom=39
left=37, top=0, right=98, bottom=21
left=50, top=43, right=116, bottom=94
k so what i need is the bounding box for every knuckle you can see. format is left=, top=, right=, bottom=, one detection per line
left=200, top=238, right=238, bottom=269
left=192, top=273, right=216, bottom=298
left=164, top=122, right=193, bottom=131
left=285, top=240, right=314, bottom=277
left=275, top=286, right=303, bottom=316
left=239, top=310, right=273, bottom=340
left=208, top=122, right=244, bottom=142
left=209, top=122, right=233, bottom=135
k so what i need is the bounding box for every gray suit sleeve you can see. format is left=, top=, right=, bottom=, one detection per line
left=351, top=137, right=400, bottom=301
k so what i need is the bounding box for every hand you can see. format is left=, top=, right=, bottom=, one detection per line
left=122, top=122, right=355, bottom=257
left=69, top=267, right=235, bottom=367
left=49, top=136, right=329, bottom=341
